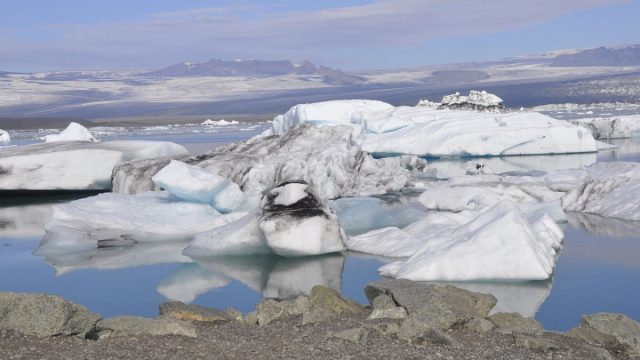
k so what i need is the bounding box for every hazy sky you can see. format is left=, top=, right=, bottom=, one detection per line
left=1, top=0, right=639, bottom=72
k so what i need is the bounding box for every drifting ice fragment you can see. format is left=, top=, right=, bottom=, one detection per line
left=44, top=122, right=98, bottom=143
left=152, top=160, right=246, bottom=213
left=0, top=129, right=9, bottom=143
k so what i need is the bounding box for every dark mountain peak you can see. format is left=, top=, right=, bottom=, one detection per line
left=551, top=45, right=640, bottom=67
left=142, top=58, right=365, bottom=85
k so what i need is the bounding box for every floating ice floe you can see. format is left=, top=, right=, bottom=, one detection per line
left=112, top=125, right=424, bottom=200
left=202, top=119, right=239, bottom=126
left=152, top=160, right=247, bottom=213
left=37, top=191, right=246, bottom=253
left=571, top=115, right=640, bottom=139
left=0, top=129, right=9, bottom=142
left=378, top=201, right=563, bottom=281
left=268, top=98, right=599, bottom=157
left=439, top=90, right=504, bottom=111
left=43, top=122, right=98, bottom=143
left=0, top=140, right=188, bottom=190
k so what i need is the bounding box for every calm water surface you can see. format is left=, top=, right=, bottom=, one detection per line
left=1, top=130, right=639, bottom=331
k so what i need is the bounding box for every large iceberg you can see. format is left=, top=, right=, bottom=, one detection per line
left=0, top=141, right=188, bottom=190
left=439, top=90, right=504, bottom=111
left=112, top=125, right=424, bottom=199
left=271, top=99, right=393, bottom=136
left=37, top=191, right=246, bottom=253
left=379, top=201, right=563, bottom=281
left=571, top=115, right=640, bottom=139
left=43, top=122, right=98, bottom=143
left=268, top=99, right=598, bottom=158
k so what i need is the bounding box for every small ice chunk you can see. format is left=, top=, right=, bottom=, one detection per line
left=0, top=129, right=10, bottom=143
left=202, top=119, right=239, bottom=126
left=152, top=160, right=246, bottom=213
left=44, top=122, right=98, bottom=143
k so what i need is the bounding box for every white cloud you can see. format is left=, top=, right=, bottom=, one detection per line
left=0, top=0, right=629, bottom=71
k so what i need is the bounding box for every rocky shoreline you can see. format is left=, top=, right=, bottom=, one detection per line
left=1, top=280, right=638, bottom=359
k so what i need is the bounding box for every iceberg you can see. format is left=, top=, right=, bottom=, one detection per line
left=561, top=162, right=640, bottom=221
left=258, top=181, right=346, bottom=257
left=112, top=125, right=423, bottom=200
left=202, top=119, right=239, bottom=126
left=152, top=160, right=246, bottom=213
left=439, top=90, right=504, bottom=111
left=379, top=201, right=563, bottom=281
left=37, top=191, right=246, bottom=253
left=43, top=122, right=98, bottom=143
left=268, top=99, right=598, bottom=158
left=0, top=129, right=9, bottom=143
left=270, top=99, right=393, bottom=136
left=0, top=141, right=188, bottom=190
left=571, top=115, right=640, bottom=139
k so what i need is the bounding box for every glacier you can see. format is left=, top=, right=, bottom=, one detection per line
left=0, top=140, right=188, bottom=190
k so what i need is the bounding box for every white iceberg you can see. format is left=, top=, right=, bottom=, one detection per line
left=202, top=119, right=239, bottom=126
left=152, top=160, right=246, bottom=213
left=269, top=100, right=598, bottom=158
left=571, top=115, right=640, bottom=139
left=259, top=181, right=346, bottom=257
left=37, top=191, right=246, bottom=253
left=0, top=129, right=9, bottom=143
left=561, top=162, right=640, bottom=221
left=43, top=122, right=98, bottom=143
left=440, top=90, right=504, bottom=111
left=0, top=140, right=188, bottom=190
left=359, top=108, right=597, bottom=157
left=346, top=211, right=472, bottom=258
left=112, top=125, right=423, bottom=200
left=270, top=99, right=393, bottom=136
left=379, top=201, right=563, bottom=281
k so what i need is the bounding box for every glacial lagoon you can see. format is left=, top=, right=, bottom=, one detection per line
left=1, top=126, right=640, bottom=332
